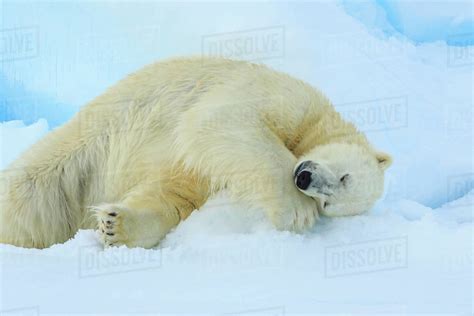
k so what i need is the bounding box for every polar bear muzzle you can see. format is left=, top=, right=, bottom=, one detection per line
left=294, top=160, right=338, bottom=196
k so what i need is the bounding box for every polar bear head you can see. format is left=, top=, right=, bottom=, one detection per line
left=293, top=143, right=391, bottom=217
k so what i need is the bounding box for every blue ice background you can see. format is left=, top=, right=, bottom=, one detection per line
left=1, top=1, right=473, bottom=209
left=2, top=1, right=472, bottom=126
left=341, top=0, right=474, bottom=45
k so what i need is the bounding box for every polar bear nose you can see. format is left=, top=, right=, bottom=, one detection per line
left=296, top=170, right=312, bottom=190
left=294, top=160, right=311, bottom=177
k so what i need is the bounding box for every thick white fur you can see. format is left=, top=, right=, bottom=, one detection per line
left=0, top=57, right=391, bottom=249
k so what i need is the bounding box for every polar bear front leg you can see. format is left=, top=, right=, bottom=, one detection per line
left=91, top=189, right=181, bottom=248
left=177, top=117, right=318, bottom=232
left=92, top=204, right=167, bottom=248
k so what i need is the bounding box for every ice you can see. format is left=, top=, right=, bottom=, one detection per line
left=341, top=0, right=474, bottom=44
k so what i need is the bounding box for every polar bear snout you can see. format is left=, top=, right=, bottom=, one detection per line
left=294, top=161, right=337, bottom=196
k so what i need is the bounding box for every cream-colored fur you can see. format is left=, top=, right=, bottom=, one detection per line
left=0, top=57, right=391, bottom=249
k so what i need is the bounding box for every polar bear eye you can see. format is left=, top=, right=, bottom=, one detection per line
left=324, top=201, right=329, bottom=208
left=340, top=174, right=350, bottom=185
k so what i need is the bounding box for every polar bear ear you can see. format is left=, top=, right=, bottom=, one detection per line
left=375, top=152, right=392, bottom=170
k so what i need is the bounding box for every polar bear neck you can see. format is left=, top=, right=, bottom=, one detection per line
left=290, top=100, right=370, bottom=157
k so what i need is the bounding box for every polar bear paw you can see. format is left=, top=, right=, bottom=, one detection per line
left=91, top=204, right=129, bottom=247
left=269, top=185, right=319, bottom=233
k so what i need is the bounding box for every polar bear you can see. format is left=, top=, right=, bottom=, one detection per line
left=0, top=57, right=391, bottom=249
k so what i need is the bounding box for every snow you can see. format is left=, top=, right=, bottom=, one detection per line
left=0, top=1, right=473, bottom=315
left=1, top=190, right=472, bottom=314
left=0, top=119, right=49, bottom=168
